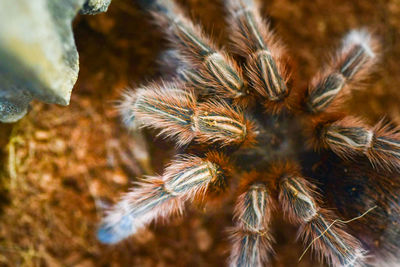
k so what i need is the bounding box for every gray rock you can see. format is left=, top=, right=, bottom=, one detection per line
left=0, top=87, right=32, bottom=123
left=81, top=0, right=112, bottom=15
left=0, top=0, right=112, bottom=123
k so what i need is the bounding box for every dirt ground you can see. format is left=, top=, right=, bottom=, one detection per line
left=1, top=0, right=400, bottom=266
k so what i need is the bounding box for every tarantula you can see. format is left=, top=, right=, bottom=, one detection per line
left=97, top=0, right=400, bottom=266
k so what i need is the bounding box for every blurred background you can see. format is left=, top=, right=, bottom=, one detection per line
left=1, top=0, right=400, bottom=266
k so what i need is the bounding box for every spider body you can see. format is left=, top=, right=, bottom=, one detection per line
left=97, top=0, right=400, bottom=266
left=318, top=156, right=400, bottom=265
left=234, top=110, right=305, bottom=171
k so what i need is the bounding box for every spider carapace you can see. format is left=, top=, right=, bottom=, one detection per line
left=97, top=0, right=400, bottom=266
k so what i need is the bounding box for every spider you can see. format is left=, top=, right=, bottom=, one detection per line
left=97, top=0, right=400, bottom=266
